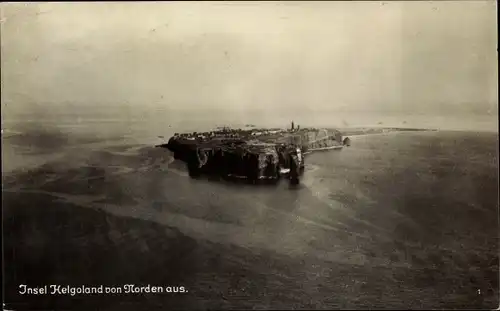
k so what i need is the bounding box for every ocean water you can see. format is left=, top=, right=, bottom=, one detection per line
left=2, top=117, right=499, bottom=310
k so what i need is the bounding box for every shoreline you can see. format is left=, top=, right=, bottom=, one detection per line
left=343, top=128, right=438, bottom=138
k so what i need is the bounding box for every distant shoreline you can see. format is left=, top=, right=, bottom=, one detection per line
left=337, top=127, right=437, bottom=137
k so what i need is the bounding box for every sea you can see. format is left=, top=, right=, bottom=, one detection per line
left=2, top=111, right=499, bottom=310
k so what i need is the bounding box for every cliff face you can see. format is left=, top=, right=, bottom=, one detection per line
left=163, top=140, right=301, bottom=182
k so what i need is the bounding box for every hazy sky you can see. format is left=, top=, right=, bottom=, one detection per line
left=1, top=1, right=497, bottom=117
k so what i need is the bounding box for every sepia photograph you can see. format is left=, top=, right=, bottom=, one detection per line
left=1, top=1, right=498, bottom=310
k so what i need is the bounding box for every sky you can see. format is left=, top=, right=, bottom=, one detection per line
left=1, top=1, right=497, bottom=120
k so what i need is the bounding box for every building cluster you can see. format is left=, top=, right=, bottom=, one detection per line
left=170, top=122, right=314, bottom=150
left=173, top=130, right=241, bottom=141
